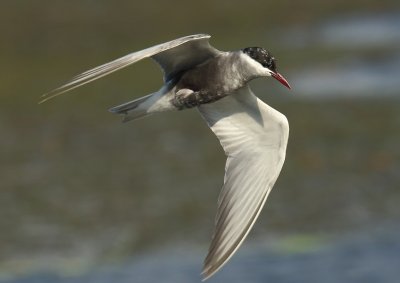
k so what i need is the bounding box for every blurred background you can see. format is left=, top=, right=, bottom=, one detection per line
left=1, top=0, right=400, bottom=282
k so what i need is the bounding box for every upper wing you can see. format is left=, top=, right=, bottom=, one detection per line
left=40, top=34, right=219, bottom=103
left=198, top=86, right=289, bottom=280
left=152, top=35, right=220, bottom=81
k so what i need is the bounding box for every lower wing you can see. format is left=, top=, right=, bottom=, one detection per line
left=198, top=86, right=289, bottom=280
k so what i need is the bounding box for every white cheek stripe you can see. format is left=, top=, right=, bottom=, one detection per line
left=240, top=53, right=272, bottom=77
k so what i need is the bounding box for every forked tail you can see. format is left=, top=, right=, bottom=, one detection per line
left=109, top=94, right=153, bottom=122
left=109, top=87, right=177, bottom=122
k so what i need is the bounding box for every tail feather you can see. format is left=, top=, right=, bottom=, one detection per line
left=122, top=109, right=149, bottom=122
left=109, top=93, right=152, bottom=114
left=109, top=88, right=176, bottom=122
left=109, top=94, right=153, bottom=122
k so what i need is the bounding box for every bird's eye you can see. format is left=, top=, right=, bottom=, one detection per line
left=264, top=57, right=277, bottom=72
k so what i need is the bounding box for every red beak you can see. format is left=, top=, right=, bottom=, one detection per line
left=271, top=72, right=291, bottom=89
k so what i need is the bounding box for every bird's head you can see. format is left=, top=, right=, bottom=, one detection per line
left=242, top=47, right=291, bottom=89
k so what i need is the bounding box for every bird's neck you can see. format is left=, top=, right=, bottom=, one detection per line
left=217, top=52, right=257, bottom=90
left=224, top=52, right=252, bottom=84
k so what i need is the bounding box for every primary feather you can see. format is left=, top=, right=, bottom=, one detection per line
left=40, top=34, right=218, bottom=103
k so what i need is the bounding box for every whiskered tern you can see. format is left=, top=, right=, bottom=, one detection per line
left=41, top=34, right=291, bottom=280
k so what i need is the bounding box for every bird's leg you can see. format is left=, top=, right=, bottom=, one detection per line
left=173, top=88, right=226, bottom=109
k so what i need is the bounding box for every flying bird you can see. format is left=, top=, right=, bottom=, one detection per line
left=41, top=34, right=291, bottom=280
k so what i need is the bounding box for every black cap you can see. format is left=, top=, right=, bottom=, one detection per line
left=242, top=47, right=277, bottom=73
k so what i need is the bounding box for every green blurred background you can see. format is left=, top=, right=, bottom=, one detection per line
left=1, top=0, right=400, bottom=282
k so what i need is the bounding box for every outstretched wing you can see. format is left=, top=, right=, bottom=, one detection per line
left=198, top=86, right=289, bottom=280
left=40, top=34, right=219, bottom=103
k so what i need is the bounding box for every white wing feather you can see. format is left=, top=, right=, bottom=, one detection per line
left=198, top=86, right=289, bottom=280
left=40, top=34, right=219, bottom=103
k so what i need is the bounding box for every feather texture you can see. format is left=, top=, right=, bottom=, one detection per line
left=40, top=34, right=219, bottom=103
left=198, top=86, right=289, bottom=280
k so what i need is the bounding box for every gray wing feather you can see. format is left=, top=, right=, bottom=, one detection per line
left=40, top=34, right=219, bottom=103
left=152, top=36, right=220, bottom=81
left=198, top=86, right=289, bottom=280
